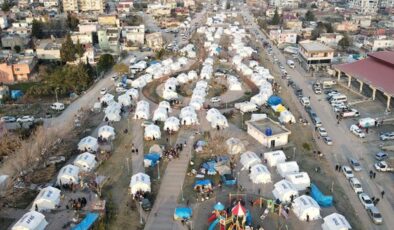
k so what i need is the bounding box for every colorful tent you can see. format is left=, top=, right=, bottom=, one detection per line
left=232, top=202, right=246, bottom=216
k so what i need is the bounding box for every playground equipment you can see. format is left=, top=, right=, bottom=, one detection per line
left=208, top=202, right=252, bottom=230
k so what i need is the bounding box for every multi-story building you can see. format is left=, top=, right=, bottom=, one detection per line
left=98, top=27, right=120, bottom=53
left=36, top=39, right=62, bottom=61
left=0, top=56, right=37, bottom=83
left=269, top=29, right=297, bottom=44
left=63, top=0, right=105, bottom=12
left=117, top=0, right=133, bottom=12
left=98, top=15, right=119, bottom=27
left=147, top=3, right=172, bottom=17
left=364, top=36, right=394, bottom=51
left=43, top=0, right=60, bottom=7
left=146, top=32, right=164, bottom=50
left=1, top=34, right=29, bottom=50
left=71, top=32, right=93, bottom=45
left=334, top=21, right=358, bottom=32
left=79, top=24, right=99, bottom=33
left=122, top=25, right=145, bottom=45
left=298, top=40, right=334, bottom=71
left=317, top=33, right=344, bottom=47
left=349, top=0, right=379, bottom=15
left=380, top=0, right=394, bottom=8
left=351, top=15, right=372, bottom=28
left=269, top=0, right=300, bottom=8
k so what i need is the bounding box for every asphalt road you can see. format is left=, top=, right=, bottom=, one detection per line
left=240, top=5, right=394, bottom=230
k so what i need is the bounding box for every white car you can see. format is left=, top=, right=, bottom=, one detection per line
left=317, top=127, right=328, bottom=137
left=111, top=76, right=118, bottom=81
left=116, top=87, right=127, bottom=93
left=100, top=88, right=107, bottom=95
left=323, top=136, right=333, bottom=145
left=342, top=166, right=354, bottom=179
left=358, top=193, right=374, bottom=209
left=17, top=116, right=34, bottom=123
left=210, top=97, right=221, bottom=103
left=350, top=125, right=365, bottom=138
left=349, top=177, right=363, bottom=194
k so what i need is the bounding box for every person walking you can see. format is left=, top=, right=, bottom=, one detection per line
left=373, top=172, right=376, bottom=178
left=381, top=190, right=385, bottom=199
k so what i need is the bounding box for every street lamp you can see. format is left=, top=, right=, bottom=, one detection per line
left=157, top=160, right=160, bottom=180
left=55, top=87, right=59, bottom=103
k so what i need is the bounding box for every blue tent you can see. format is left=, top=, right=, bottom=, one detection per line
left=214, top=202, right=225, bottom=211
left=267, top=96, right=282, bottom=106
left=202, top=161, right=216, bottom=174
left=310, top=183, right=333, bottom=207
left=11, top=90, right=23, bottom=100
left=194, top=179, right=212, bottom=189
left=174, top=207, right=192, bottom=220
left=72, top=212, right=99, bottom=230
left=221, top=174, right=236, bottom=186
left=144, top=153, right=161, bottom=167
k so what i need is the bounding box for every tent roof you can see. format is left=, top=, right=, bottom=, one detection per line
left=34, top=186, right=60, bottom=203
left=232, top=202, right=246, bottom=216
left=71, top=212, right=99, bottom=230
left=323, top=213, right=351, bottom=230
left=12, top=211, right=47, bottom=230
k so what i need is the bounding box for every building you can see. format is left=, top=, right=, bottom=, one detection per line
left=379, top=0, right=394, bottom=8
left=184, top=0, right=196, bottom=8
left=351, top=15, right=372, bottom=28
left=0, top=85, right=9, bottom=100
left=98, top=15, right=119, bottom=27
left=298, top=41, right=334, bottom=71
left=0, top=16, right=8, bottom=29
left=1, top=34, right=28, bottom=50
left=147, top=3, right=172, bottom=17
left=43, top=0, right=59, bottom=7
left=79, top=24, right=99, bottom=33
left=269, top=0, right=300, bottom=8
left=334, top=51, right=394, bottom=111
left=71, top=32, right=93, bottom=45
left=266, top=8, right=282, bottom=18
left=349, top=0, right=379, bottom=15
left=122, top=25, right=145, bottom=45
left=364, top=36, right=394, bottom=51
left=334, top=21, right=358, bottom=32
left=284, top=19, right=302, bottom=31
left=63, top=0, right=105, bottom=12
left=7, top=21, right=31, bottom=36
left=269, top=29, right=297, bottom=44
left=0, top=56, right=37, bottom=83
left=117, top=0, right=133, bottom=12
left=98, top=27, right=120, bottom=53
left=246, top=117, right=291, bottom=148
left=317, top=33, right=344, bottom=47
left=36, top=39, right=62, bottom=60
left=146, top=32, right=164, bottom=50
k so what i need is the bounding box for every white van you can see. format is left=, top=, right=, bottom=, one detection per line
left=287, top=60, right=295, bottom=69
left=330, top=94, right=347, bottom=103
left=50, top=102, right=65, bottom=111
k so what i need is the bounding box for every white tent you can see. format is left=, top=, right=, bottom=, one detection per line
left=164, top=116, right=180, bottom=132
left=78, top=136, right=98, bottom=152
left=227, top=75, right=242, bottom=91
left=98, top=125, right=116, bottom=140
left=73, top=152, right=97, bottom=172
left=321, top=213, right=352, bottom=230
left=234, top=102, right=258, bottom=113
left=31, top=186, right=60, bottom=212
left=126, top=88, right=139, bottom=100
left=12, top=211, right=48, bottom=230
left=272, top=179, right=299, bottom=203
left=250, top=93, right=269, bottom=106
left=285, top=172, right=311, bottom=191
left=177, top=73, right=189, bottom=84
left=144, top=124, right=161, bottom=140
left=279, top=110, right=296, bottom=124
left=134, top=100, right=150, bottom=120
left=118, top=93, right=132, bottom=106
left=159, top=101, right=172, bottom=113
left=250, top=164, right=271, bottom=184
left=129, top=173, right=151, bottom=195
left=188, top=70, right=198, bottom=81
left=163, top=88, right=178, bottom=100
left=104, top=107, right=121, bottom=122
left=292, top=195, right=321, bottom=221
left=206, top=108, right=229, bottom=129
left=226, top=137, right=245, bottom=155
left=153, top=107, right=168, bottom=122
left=57, top=164, right=79, bottom=185
left=240, top=151, right=262, bottom=170
left=100, top=93, right=114, bottom=104
left=264, top=150, right=287, bottom=167
left=180, top=106, right=199, bottom=125
left=277, top=161, right=299, bottom=178
left=131, top=77, right=147, bottom=89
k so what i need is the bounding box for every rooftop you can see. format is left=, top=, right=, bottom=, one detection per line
left=299, top=41, right=334, bottom=52
left=246, top=118, right=291, bottom=136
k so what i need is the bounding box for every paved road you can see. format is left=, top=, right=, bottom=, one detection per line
left=240, top=6, right=394, bottom=230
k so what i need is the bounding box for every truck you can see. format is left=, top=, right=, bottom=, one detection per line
left=287, top=60, right=295, bottom=68
left=374, top=160, right=394, bottom=172
left=341, top=109, right=360, bottom=118
left=322, top=80, right=337, bottom=89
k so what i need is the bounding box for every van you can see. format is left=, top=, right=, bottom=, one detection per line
left=312, top=117, right=322, bottom=127
left=50, top=102, right=65, bottom=111
left=330, top=94, right=347, bottom=103
left=287, top=60, right=295, bottom=68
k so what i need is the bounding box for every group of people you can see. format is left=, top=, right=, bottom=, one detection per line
left=133, top=190, right=148, bottom=201
left=66, top=197, right=88, bottom=211
left=162, top=147, right=180, bottom=160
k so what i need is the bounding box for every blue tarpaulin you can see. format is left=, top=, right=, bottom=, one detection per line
left=202, top=161, right=216, bottom=174
left=144, top=153, right=161, bottom=167
left=194, top=179, right=212, bottom=188
left=11, top=90, right=23, bottom=100
left=174, top=207, right=192, bottom=220
left=267, top=96, right=282, bottom=106
left=214, top=202, right=225, bottom=211
left=72, top=212, right=99, bottom=230
left=221, top=174, right=236, bottom=186
left=149, top=60, right=159, bottom=66
left=310, top=183, right=333, bottom=207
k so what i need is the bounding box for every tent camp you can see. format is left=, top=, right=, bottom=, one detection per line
left=134, top=100, right=150, bottom=120
left=57, top=164, right=80, bottom=185
left=240, top=151, right=262, bottom=170
left=98, top=125, right=115, bottom=140
left=118, top=93, right=132, bottom=106
left=78, top=136, right=98, bottom=152
left=12, top=211, right=48, bottom=230
left=264, top=150, right=287, bottom=167
left=226, top=137, right=245, bottom=155
left=293, top=195, right=321, bottom=221
left=164, top=116, right=180, bottom=132
left=321, top=213, right=351, bottom=230
left=73, top=152, right=97, bottom=172
left=250, top=164, right=271, bottom=184
left=144, top=124, right=161, bottom=140
left=153, top=107, right=168, bottom=122
left=129, top=173, right=151, bottom=195
left=277, top=161, right=299, bottom=178
left=31, top=186, right=60, bottom=212
left=272, top=179, right=299, bottom=203
left=285, top=172, right=311, bottom=191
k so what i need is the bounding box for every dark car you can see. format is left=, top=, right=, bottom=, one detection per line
left=141, top=198, right=152, bottom=211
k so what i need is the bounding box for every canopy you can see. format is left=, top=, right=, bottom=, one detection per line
left=240, top=151, right=262, bottom=170
left=214, top=202, right=225, bottom=211
left=285, top=172, right=311, bottom=191
left=164, top=116, right=180, bottom=132
left=72, top=212, right=99, bottom=230
left=57, top=164, right=80, bottom=185
left=267, top=96, right=282, bottom=106
left=271, top=104, right=286, bottom=113
left=232, top=202, right=246, bottom=216
left=321, top=213, right=351, bottom=230
left=194, top=179, right=212, bottom=189
left=144, top=124, right=161, bottom=140
left=277, top=161, right=299, bottom=178
left=31, top=186, right=61, bottom=212
left=98, top=125, right=115, bottom=140
left=129, top=173, right=151, bottom=195
left=74, top=152, right=97, bottom=172
left=250, top=164, right=271, bottom=184
left=226, top=137, right=245, bottom=155
left=272, top=179, right=299, bottom=203
left=78, top=136, right=99, bottom=152
left=12, top=211, right=48, bottom=230
left=264, top=150, right=286, bottom=167
left=174, top=207, right=192, bottom=220
left=292, top=195, right=321, bottom=221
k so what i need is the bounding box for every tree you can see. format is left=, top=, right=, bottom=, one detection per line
left=338, top=34, right=352, bottom=50
left=97, top=54, right=114, bottom=73
left=75, top=40, right=85, bottom=58
left=257, top=18, right=268, bottom=30
left=155, top=49, right=166, bottom=60
left=271, top=9, right=280, bottom=25
left=14, top=45, right=21, bottom=53
left=113, top=63, right=129, bottom=75
left=304, top=10, right=315, bottom=21
left=311, top=22, right=327, bottom=40
left=60, top=34, right=78, bottom=62
left=32, top=20, right=44, bottom=39
left=1, top=0, right=11, bottom=12
left=67, top=13, right=79, bottom=31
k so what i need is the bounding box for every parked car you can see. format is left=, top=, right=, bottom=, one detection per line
left=1, top=116, right=16, bottom=123
left=342, top=166, right=354, bottom=179
left=375, top=152, right=388, bottom=161
left=380, top=132, right=394, bottom=141
left=17, top=116, right=34, bottom=123
left=349, top=177, right=363, bottom=194
left=374, top=161, right=394, bottom=172
left=358, top=193, right=374, bottom=209
left=317, top=127, right=328, bottom=137
left=141, top=198, right=152, bottom=211
left=100, top=88, right=107, bottom=95
left=367, top=206, right=383, bottom=224
left=210, top=97, right=221, bottom=103
left=323, top=136, right=333, bottom=145
left=350, top=125, right=366, bottom=138
left=116, top=87, right=127, bottom=93
left=50, top=102, right=65, bottom=111
left=300, top=97, right=310, bottom=107
left=349, top=159, right=362, bottom=171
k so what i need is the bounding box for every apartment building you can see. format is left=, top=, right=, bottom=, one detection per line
left=63, top=0, right=105, bottom=12
left=36, top=39, right=62, bottom=60
left=43, top=0, right=60, bottom=7
left=269, top=29, right=297, bottom=44
left=269, top=0, right=300, bottom=8
left=349, top=0, right=379, bottom=15
left=122, top=25, right=145, bottom=45
left=98, top=27, right=120, bottom=53
left=298, top=40, right=334, bottom=70
left=71, top=32, right=93, bottom=45
left=364, top=36, right=394, bottom=51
